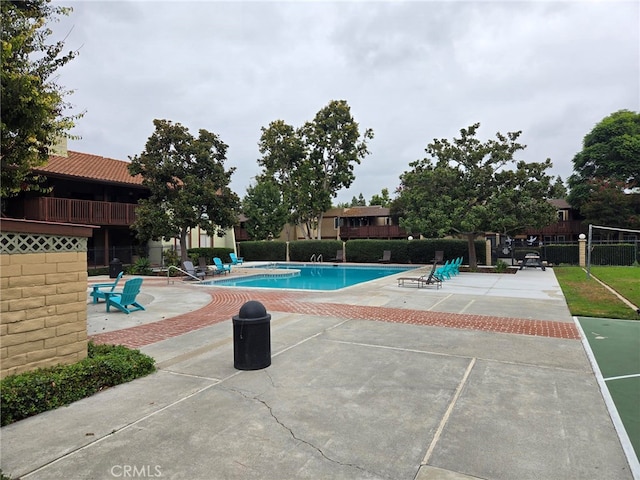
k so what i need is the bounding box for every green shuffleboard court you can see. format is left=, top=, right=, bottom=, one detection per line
left=576, top=317, right=640, bottom=475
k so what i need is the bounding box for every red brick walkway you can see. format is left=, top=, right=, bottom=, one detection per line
left=90, top=288, right=580, bottom=349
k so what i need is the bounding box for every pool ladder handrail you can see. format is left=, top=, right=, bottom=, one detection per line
left=309, top=254, right=323, bottom=263
left=166, top=265, right=203, bottom=284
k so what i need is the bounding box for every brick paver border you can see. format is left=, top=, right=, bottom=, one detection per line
left=90, top=288, right=579, bottom=348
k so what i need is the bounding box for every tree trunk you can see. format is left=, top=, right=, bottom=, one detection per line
left=316, top=213, right=324, bottom=239
left=179, top=229, right=189, bottom=263
left=466, top=233, right=477, bottom=270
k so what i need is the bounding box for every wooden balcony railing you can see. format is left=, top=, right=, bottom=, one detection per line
left=340, top=225, right=407, bottom=240
left=23, top=197, right=138, bottom=226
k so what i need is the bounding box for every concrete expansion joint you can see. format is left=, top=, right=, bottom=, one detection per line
left=227, top=386, right=378, bottom=478
left=161, top=369, right=222, bottom=382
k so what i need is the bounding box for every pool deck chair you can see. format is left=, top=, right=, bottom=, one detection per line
left=90, top=271, right=124, bottom=303
left=213, top=257, right=232, bottom=275
left=378, top=250, right=391, bottom=263
left=198, top=257, right=214, bottom=276
left=183, top=261, right=206, bottom=280
left=330, top=250, right=344, bottom=262
left=397, top=263, right=442, bottom=289
left=229, top=253, right=244, bottom=265
left=104, top=277, right=145, bottom=314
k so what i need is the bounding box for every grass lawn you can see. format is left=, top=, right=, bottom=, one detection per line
left=554, top=266, right=640, bottom=320
left=589, top=266, right=640, bottom=306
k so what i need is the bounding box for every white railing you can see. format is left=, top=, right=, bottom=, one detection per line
left=166, top=265, right=203, bottom=284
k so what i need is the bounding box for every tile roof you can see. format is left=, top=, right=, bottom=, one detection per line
left=35, top=151, right=145, bottom=187
left=548, top=198, right=571, bottom=209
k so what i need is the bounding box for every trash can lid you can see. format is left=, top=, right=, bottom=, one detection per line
left=238, top=300, right=267, bottom=319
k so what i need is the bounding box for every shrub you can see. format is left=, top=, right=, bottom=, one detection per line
left=88, top=267, right=109, bottom=276
left=188, top=247, right=235, bottom=264
left=289, top=240, right=343, bottom=261
left=238, top=241, right=287, bottom=261
left=163, top=248, right=180, bottom=267
left=127, top=257, right=152, bottom=275
left=494, top=260, right=508, bottom=273
left=0, top=342, right=155, bottom=426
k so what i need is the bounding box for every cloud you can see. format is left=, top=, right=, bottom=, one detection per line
left=52, top=0, right=639, bottom=204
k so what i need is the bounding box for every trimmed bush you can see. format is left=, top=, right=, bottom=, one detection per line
left=346, top=239, right=409, bottom=263
left=0, top=342, right=155, bottom=426
left=235, top=238, right=487, bottom=264
left=88, top=267, right=109, bottom=276
left=289, top=240, right=343, bottom=261
left=237, top=241, right=287, bottom=261
left=188, top=247, right=235, bottom=264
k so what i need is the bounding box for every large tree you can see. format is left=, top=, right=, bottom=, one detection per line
left=1, top=0, right=81, bottom=199
left=577, top=179, right=640, bottom=228
left=128, top=119, right=240, bottom=262
left=397, top=123, right=557, bottom=268
left=242, top=179, right=289, bottom=240
left=256, top=119, right=310, bottom=239
left=301, top=100, right=374, bottom=238
left=257, top=100, right=373, bottom=240
left=567, top=109, right=640, bottom=221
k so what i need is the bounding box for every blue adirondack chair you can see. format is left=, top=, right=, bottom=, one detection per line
left=229, top=252, right=244, bottom=265
left=90, top=271, right=124, bottom=303
left=450, top=257, right=463, bottom=276
left=105, top=277, right=145, bottom=314
left=213, top=257, right=231, bottom=275
left=436, top=260, right=452, bottom=280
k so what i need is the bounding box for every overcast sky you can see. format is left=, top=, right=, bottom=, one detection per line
left=51, top=0, right=639, bottom=205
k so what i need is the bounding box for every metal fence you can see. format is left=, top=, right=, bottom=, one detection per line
left=88, top=239, right=639, bottom=270
left=87, top=245, right=178, bottom=270
left=500, top=239, right=639, bottom=266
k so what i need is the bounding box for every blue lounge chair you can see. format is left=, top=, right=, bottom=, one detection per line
left=213, top=257, right=231, bottom=275
left=90, top=271, right=124, bottom=304
left=104, top=277, right=145, bottom=314
left=229, top=253, right=244, bottom=265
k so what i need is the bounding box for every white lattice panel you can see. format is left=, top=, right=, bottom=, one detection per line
left=0, top=232, right=87, bottom=254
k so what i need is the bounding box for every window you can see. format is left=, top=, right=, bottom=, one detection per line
left=200, top=232, right=211, bottom=248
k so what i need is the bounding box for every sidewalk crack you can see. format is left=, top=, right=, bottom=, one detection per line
left=228, top=386, right=379, bottom=477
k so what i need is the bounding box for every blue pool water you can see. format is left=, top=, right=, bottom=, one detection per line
left=203, top=263, right=417, bottom=291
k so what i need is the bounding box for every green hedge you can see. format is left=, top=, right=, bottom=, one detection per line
left=187, top=247, right=235, bottom=264
left=237, top=241, right=287, bottom=261
left=0, top=342, right=155, bottom=426
left=236, top=239, right=486, bottom=264
left=289, top=240, right=343, bottom=261
left=344, top=239, right=485, bottom=264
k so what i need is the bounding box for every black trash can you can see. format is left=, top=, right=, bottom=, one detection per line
left=233, top=301, right=271, bottom=370
left=109, top=258, right=123, bottom=278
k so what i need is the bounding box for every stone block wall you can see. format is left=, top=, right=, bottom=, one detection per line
left=0, top=220, right=95, bottom=379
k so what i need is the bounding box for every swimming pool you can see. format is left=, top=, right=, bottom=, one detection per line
left=203, top=263, right=418, bottom=291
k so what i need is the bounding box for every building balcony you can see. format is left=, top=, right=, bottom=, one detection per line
left=340, top=225, right=407, bottom=240
left=23, top=197, right=138, bottom=226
